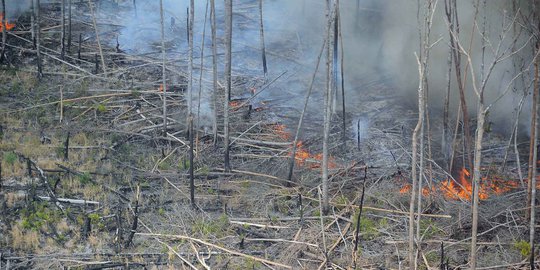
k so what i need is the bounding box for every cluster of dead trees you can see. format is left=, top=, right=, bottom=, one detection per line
left=408, top=0, right=540, bottom=269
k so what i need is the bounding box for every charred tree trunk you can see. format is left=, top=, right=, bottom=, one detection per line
left=528, top=46, right=539, bottom=222
left=189, top=115, right=195, bottom=207
left=67, top=0, right=72, bottom=52
left=125, top=185, right=139, bottom=248
left=224, top=0, right=232, bottom=172
left=77, top=33, right=82, bottom=60
left=64, top=131, right=70, bottom=161
left=352, top=167, right=367, bottom=268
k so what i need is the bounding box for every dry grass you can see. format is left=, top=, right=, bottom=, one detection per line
left=10, top=223, right=40, bottom=251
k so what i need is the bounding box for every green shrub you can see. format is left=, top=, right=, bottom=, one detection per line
left=4, top=152, right=17, bottom=166
left=514, top=240, right=531, bottom=257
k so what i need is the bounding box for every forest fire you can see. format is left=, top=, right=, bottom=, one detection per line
left=270, top=124, right=337, bottom=169
left=400, top=167, right=540, bottom=201
left=0, top=13, right=16, bottom=31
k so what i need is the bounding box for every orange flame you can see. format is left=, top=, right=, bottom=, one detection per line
left=229, top=100, right=241, bottom=109
left=0, top=13, right=16, bottom=31
left=269, top=124, right=338, bottom=169
left=159, top=84, right=164, bottom=92
left=400, top=167, right=540, bottom=201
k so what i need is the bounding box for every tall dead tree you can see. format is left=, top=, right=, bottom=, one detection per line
left=258, top=0, right=267, bottom=78
left=159, top=0, right=167, bottom=133
left=529, top=3, right=539, bottom=264
left=224, top=0, right=233, bottom=172
left=1, top=0, right=6, bottom=64
left=67, top=0, right=72, bottom=52
left=61, top=0, right=65, bottom=59
left=322, top=0, right=336, bottom=214
left=36, top=0, right=42, bottom=78
left=187, top=0, right=194, bottom=117
left=210, top=0, right=218, bottom=144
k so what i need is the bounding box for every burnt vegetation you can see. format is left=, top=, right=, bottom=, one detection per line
left=0, top=0, right=539, bottom=269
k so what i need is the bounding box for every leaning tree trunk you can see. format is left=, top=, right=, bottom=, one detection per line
left=224, top=0, right=232, bottom=172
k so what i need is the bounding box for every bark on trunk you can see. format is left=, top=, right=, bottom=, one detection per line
left=224, top=0, right=233, bottom=172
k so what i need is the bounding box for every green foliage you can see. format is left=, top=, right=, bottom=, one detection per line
left=21, top=202, right=61, bottom=231
left=158, top=208, right=165, bottom=216
left=351, top=213, right=382, bottom=240
left=514, top=240, right=531, bottom=257
left=55, top=145, right=65, bottom=158
left=177, top=158, right=190, bottom=170
left=192, top=214, right=230, bottom=237
left=4, top=152, right=17, bottom=166
left=418, top=218, right=442, bottom=239
left=95, top=104, right=107, bottom=113
left=78, top=172, right=92, bottom=185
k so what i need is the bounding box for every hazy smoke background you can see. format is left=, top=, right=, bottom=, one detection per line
left=3, top=0, right=536, bottom=136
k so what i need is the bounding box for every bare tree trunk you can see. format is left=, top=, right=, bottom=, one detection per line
left=61, top=0, right=65, bottom=59
left=189, top=115, right=195, bottom=207
left=159, top=0, right=167, bottom=134
left=287, top=39, right=327, bottom=182
left=224, top=0, right=232, bottom=172
left=529, top=53, right=538, bottom=270
left=87, top=0, right=106, bottom=74
left=258, top=0, right=267, bottom=78
left=210, top=0, right=218, bottom=144
left=31, top=0, right=36, bottom=49
left=337, top=0, right=346, bottom=149
left=197, top=0, right=209, bottom=137
left=187, top=0, right=194, bottom=116
left=36, top=0, right=42, bottom=78
left=67, top=0, right=72, bottom=52
left=528, top=39, right=539, bottom=221
left=322, top=0, right=336, bottom=215
left=443, top=43, right=452, bottom=170
left=1, top=0, right=6, bottom=64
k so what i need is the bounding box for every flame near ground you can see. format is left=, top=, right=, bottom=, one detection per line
left=0, top=13, right=16, bottom=31
left=400, top=167, right=540, bottom=201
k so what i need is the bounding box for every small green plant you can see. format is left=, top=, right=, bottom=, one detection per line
left=21, top=202, right=61, bottom=231
left=514, top=240, right=531, bottom=257
left=95, top=104, right=107, bottom=113
left=4, top=152, right=17, bottom=166
left=78, top=172, right=92, bottom=185
left=158, top=208, right=165, bottom=216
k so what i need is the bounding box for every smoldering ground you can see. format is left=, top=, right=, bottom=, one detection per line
left=3, top=0, right=537, bottom=137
